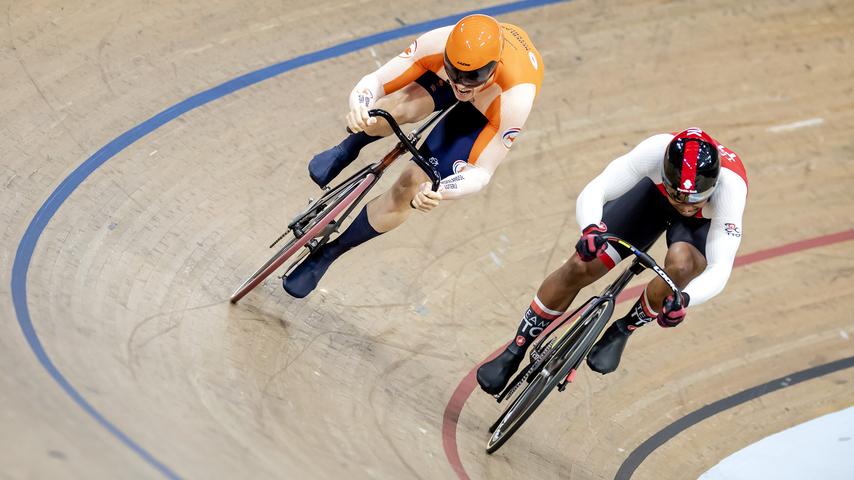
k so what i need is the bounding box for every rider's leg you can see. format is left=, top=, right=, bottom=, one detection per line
left=478, top=180, right=672, bottom=393
left=512, top=255, right=610, bottom=353
left=361, top=86, right=436, bottom=137
left=615, top=235, right=708, bottom=332
left=365, top=162, right=430, bottom=232
left=286, top=96, right=485, bottom=298
left=308, top=76, right=441, bottom=187
left=283, top=162, right=430, bottom=298
left=476, top=255, right=609, bottom=395
left=587, top=238, right=708, bottom=374
left=644, top=241, right=706, bottom=308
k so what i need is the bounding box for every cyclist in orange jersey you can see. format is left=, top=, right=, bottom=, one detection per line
left=284, top=14, right=544, bottom=297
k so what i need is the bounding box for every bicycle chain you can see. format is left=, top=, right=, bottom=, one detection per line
left=499, top=339, right=556, bottom=400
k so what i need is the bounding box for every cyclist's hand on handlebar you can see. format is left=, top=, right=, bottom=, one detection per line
left=657, top=292, right=690, bottom=328
left=410, top=182, right=443, bottom=212
left=346, top=105, right=377, bottom=133
left=575, top=223, right=608, bottom=262
left=347, top=86, right=378, bottom=133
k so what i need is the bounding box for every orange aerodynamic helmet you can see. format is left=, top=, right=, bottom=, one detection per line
left=444, top=14, right=503, bottom=87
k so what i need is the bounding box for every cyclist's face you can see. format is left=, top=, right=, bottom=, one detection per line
left=665, top=194, right=708, bottom=217
left=449, top=79, right=482, bottom=101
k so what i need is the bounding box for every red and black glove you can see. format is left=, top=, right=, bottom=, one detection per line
left=575, top=223, right=608, bottom=262
left=657, top=292, right=690, bottom=328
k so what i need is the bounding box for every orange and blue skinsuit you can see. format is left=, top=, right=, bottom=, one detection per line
left=349, top=23, right=544, bottom=198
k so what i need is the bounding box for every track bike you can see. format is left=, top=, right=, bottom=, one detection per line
left=485, top=234, right=683, bottom=453
left=230, top=105, right=456, bottom=303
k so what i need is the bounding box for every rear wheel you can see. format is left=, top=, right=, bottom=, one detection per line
left=485, top=301, right=612, bottom=454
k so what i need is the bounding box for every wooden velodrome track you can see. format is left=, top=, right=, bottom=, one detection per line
left=2, top=0, right=853, bottom=478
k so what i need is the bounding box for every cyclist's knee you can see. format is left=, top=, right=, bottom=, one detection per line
left=389, top=165, right=427, bottom=205
left=664, top=243, right=706, bottom=286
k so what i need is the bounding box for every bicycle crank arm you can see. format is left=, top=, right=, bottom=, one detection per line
left=557, top=368, right=578, bottom=392
left=281, top=243, right=313, bottom=277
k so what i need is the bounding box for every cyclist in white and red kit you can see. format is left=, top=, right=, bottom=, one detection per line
left=478, top=128, right=748, bottom=394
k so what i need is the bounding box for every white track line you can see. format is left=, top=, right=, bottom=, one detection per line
left=615, top=324, right=854, bottom=423
left=369, top=48, right=382, bottom=68
left=767, top=118, right=824, bottom=133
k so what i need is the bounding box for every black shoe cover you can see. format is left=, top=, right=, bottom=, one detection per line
left=282, top=246, right=338, bottom=298
left=586, top=322, right=631, bottom=374
left=477, top=348, right=524, bottom=395
left=308, top=145, right=355, bottom=187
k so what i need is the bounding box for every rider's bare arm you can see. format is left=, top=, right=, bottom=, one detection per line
left=682, top=169, right=747, bottom=305
left=575, top=134, right=672, bottom=229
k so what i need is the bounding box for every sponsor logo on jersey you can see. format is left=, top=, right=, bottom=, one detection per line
left=515, top=335, right=526, bottom=347
left=724, top=223, right=742, bottom=237
left=399, top=40, right=417, bottom=58
left=505, top=26, right=531, bottom=52
left=717, top=144, right=738, bottom=163
left=452, top=159, right=468, bottom=174
left=502, top=128, right=521, bottom=149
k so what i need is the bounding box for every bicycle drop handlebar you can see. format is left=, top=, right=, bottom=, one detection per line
left=600, top=233, right=684, bottom=309
left=367, top=109, right=442, bottom=191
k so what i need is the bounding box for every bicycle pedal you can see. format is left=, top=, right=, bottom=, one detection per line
left=306, top=238, right=321, bottom=251
left=282, top=246, right=312, bottom=276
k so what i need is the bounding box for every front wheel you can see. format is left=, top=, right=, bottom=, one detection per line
left=485, top=300, right=612, bottom=454
left=486, top=367, right=558, bottom=454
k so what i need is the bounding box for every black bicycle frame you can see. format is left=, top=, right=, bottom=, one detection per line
left=537, top=233, right=683, bottom=344
left=368, top=104, right=457, bottom=191
left=496, top=234, right=682, bottom=402
left=284, top=104, right=457, bottom=241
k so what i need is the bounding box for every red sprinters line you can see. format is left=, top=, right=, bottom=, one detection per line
left=442, top=229, right=854, bottom=479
